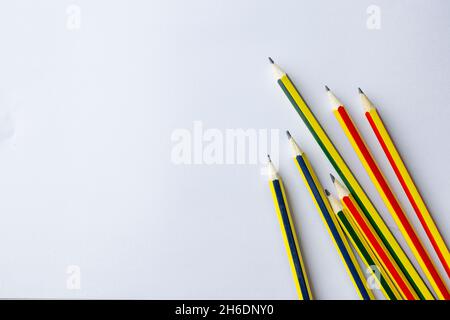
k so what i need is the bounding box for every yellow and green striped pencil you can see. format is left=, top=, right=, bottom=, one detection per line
left=267, top=155, right=313, bottom=300
left=325, top=190, right=402, bottom=300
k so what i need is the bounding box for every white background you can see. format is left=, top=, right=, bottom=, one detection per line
left=0, top=0, right=449, bottom=299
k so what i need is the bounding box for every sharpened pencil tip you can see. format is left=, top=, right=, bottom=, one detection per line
left=324, top=189, right=331, bottom=196
left=286, top=130, right=292, bottom=139
left=358, top=87, right=364, bottom=94
left=267, top=154, right=271, bottom=162
left=330, top=174, right=336, bottom=183
left=268, top=57, right=274, bottom=64
left=325, top=85, right=330, bottom=92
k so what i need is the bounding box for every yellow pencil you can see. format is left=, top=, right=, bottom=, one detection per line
left=287, top=131, right=374, bottom=300
left=267, top=155, right=313, bottom=300
left=360, top=88, right=450, bottom=280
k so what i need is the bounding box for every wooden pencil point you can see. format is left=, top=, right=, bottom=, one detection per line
left=268, top=57, right=274, bottom=64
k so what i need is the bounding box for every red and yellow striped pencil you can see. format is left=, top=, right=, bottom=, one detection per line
left=327, top=87, right=449, bottom=300
left=359, top=88, right=450, bottom=279
left=331, top=175, right=419, bottom=300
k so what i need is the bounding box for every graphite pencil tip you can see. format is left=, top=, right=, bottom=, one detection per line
left=267, top=154, right=272, bottom=162
left=286, top=130, right=292, bottom=139
left=358, top=87, right=364, bottom=94
left=325, top=85, right=330, bottom=92
left=268, top=57, right=274, bottom=64
left=324, top=189, right=331, bottom=196
left=330, top=174, right=336, bottom=183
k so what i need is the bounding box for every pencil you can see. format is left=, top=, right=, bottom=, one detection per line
left=359, top=88, right=450, bottom=279
left=267, top=155, right=313, bottom=300
left=328, top=88, right=449, bottom=299
left=286, top=131, right=374, bottom=300
left=325, top=190, right=402, bottom=300
left=331, top=175, right=419, bottom=300
left=269, top=58, right=433, bottom=299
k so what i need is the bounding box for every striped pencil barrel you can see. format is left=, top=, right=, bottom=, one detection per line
left=331, top=176, right=420, bottom=300
left=267, top=156, right=313, bottom=300
left=286, top=131, right=374, bottom=300
left=359, top=88, right=450, bottom=279
left=268, top=58, right=433, bottom=299
left=326, top=191, right=402, bottom=300
left=327, top=88, right=449, bottom=300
